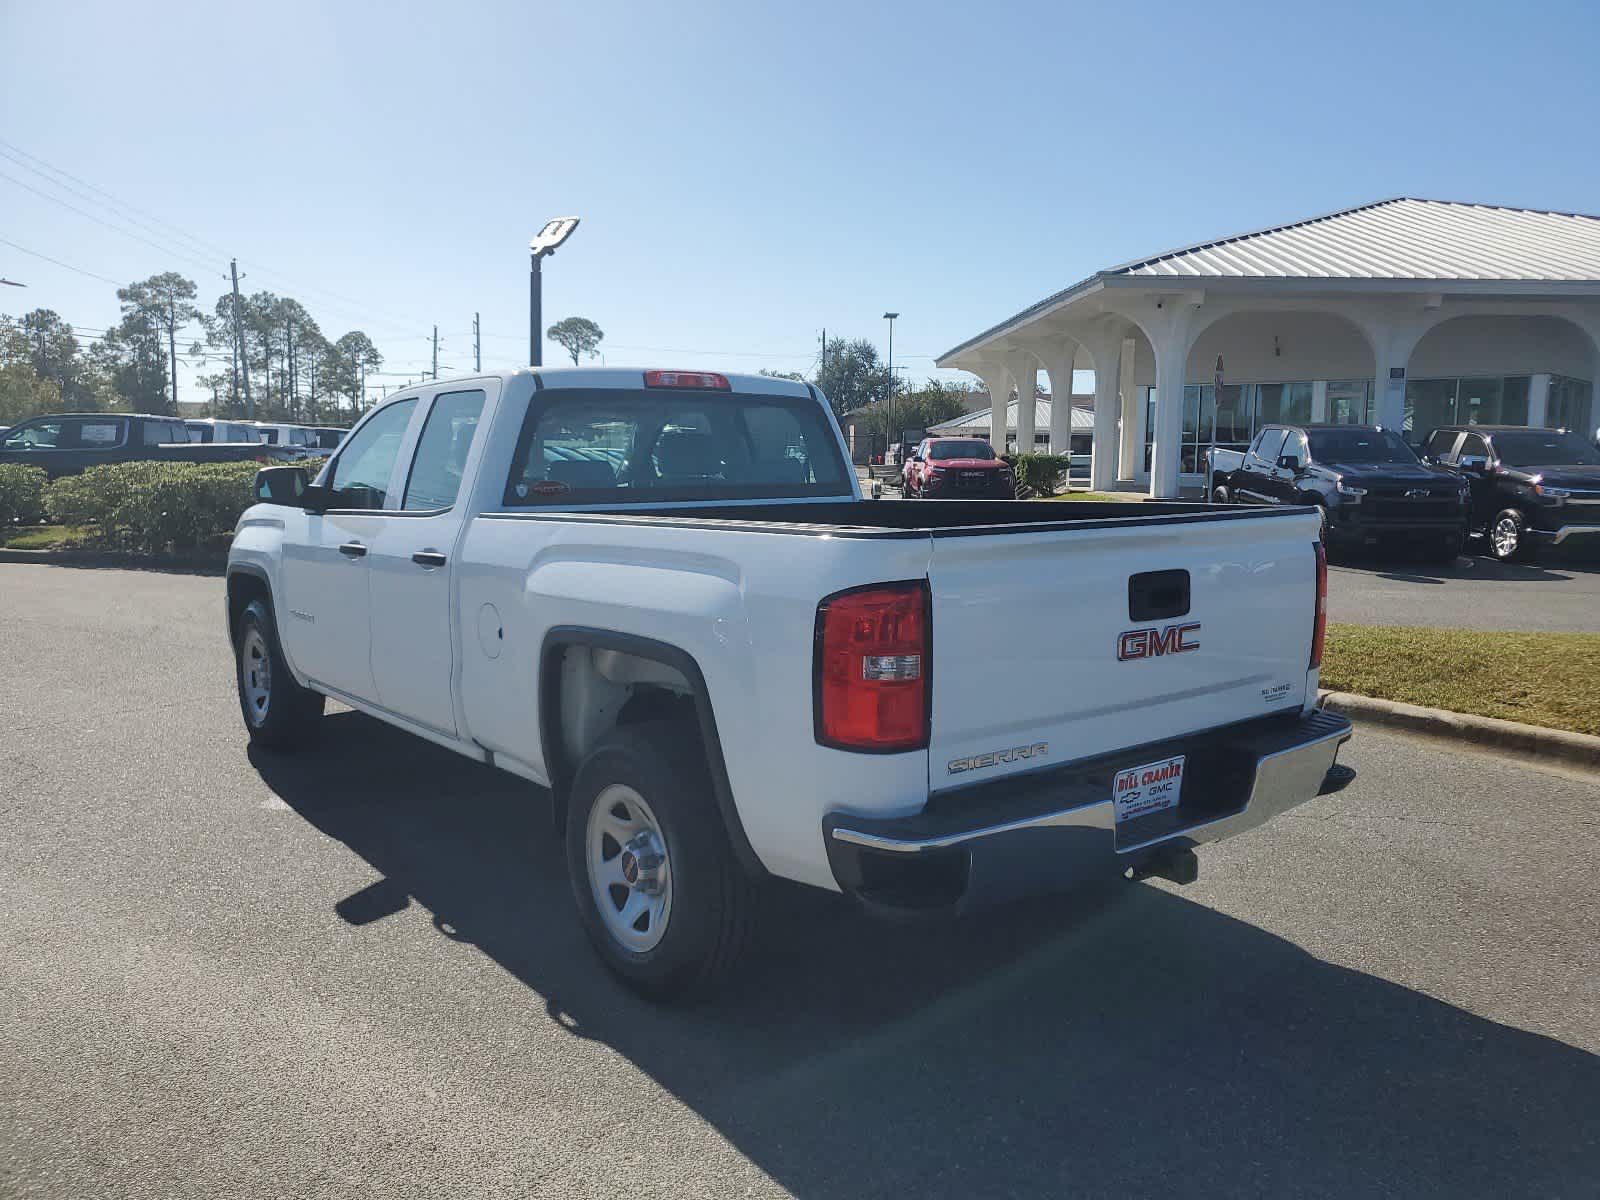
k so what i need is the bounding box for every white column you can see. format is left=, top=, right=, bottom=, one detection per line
left=974, top=363, right=1012, bottom=454
left=1149, top=334, right=1189, bottom=499
left=1527, top=373, right=1550, bottom=428
left=1076, top=330, right=1125, bottom=493
left=1310, top=380, right=1328, bottom=423
left=1368, top=324, right=1423, bottom=433
left=1039, top=341, right=1078, bottom=457
left=1009, top=351, right=1037, bottom=456
left=1117, top=336, right=1139, bottom=481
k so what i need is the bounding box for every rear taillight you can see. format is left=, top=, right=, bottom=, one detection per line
left=814, top=581, right=930, bottom=752
left=1310, top=541, right=1328, bottom=668
left=643, top=369, right=730, bottom=390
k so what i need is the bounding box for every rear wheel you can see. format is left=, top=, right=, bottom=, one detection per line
left=235, top=598, right=324, bottom=748
left=1211, top=485, right=1230, bottom=504
left=565, top=721, right=755, bottom=1001
left=1489, top=508, right=1536, bottom=562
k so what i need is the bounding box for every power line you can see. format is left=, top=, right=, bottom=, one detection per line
left=0, top=236, right=123, bottom=285
left=0, top=141, right=432, bottom=335
left=0, top=138, right=231, bottom=261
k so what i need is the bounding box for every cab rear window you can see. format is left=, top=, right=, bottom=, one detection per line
left=502, top=388, right=850, bottom=505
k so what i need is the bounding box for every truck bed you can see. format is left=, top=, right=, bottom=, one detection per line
left=481, top=498, right=1302, bottom=536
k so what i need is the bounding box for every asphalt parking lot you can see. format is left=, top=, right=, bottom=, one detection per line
left=2, top=563, right=1597, bottom=1199
left=1328, top=545, right=1600, bottom=631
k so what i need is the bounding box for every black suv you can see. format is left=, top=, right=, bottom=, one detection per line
left=1420, top=425, right=1600, bottom=561
left=1208, top=424, right=1468, bottom=559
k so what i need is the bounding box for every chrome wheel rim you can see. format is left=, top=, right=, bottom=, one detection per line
left=241, top=628, right=271, bottom=726
left=1493, top=516, right=1519, bottom=558
left=586, top=784, right=672, bottom=953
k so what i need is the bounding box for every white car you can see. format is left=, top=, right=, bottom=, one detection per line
left=249, top=423, right=321, bottom=457
left=227, top=367, right=1351, bottom=998
left=184, top=418, right=263, bottom=444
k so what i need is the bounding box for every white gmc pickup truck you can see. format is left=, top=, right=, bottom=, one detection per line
left=228, top=367, right=1353, bottom=998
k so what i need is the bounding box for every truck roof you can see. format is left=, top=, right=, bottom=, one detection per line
left=384, top=366, right=818, bottom=401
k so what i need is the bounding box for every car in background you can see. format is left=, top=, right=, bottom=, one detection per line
left=185, top=418, right=264, bottom=444
left=0, top=413, right=287, bottom=478
left=1421, top=425, right=1600, bottom=561
left=249, top=423, right=321, bottom=459
left=1208, top=424, right=1468, bottom=560
left=309, top=426, right=349, bottom=451
left=902, top=436, right=1015, bottom=499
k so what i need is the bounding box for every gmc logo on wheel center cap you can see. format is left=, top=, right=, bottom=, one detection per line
left=1118, top=622, right=1201, bottom=661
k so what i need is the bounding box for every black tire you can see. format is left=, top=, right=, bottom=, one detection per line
left=1211, top=485, right=1230, bottom=504
left=235, top=598, right=325, bottom=749
left=565, top=720, right=756, bottom=1001
left=1488, top=508, right=1536, bottom=563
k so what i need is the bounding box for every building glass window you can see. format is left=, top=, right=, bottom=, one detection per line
left=1256, top=382, right=1313, bottom=426
left=1547, top=376, right=1594, bottom=432
left=1405, top=376, right=1532, bottom=444
left=1326, top=380, right=1373, bottom=425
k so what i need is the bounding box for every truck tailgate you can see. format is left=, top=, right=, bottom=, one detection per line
left=927, top=510, right=1320, bottom=787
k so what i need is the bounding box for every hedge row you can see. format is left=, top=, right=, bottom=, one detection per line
left=0, top=464, right=48, bottom=526
left=1008, top=453, right=1070, bottom=498
left=0, top=458, right=325, bottom=556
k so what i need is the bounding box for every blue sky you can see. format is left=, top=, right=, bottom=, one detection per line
left=3, top=0, right=1599, bottom=402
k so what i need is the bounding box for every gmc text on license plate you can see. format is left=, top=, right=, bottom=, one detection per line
left=1113, top=755, right=1185, bottom=823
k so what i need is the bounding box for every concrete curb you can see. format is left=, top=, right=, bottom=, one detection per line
left=1320, top=690, right=1600, bottom=772
left=0, top=547, right=226, bottom=574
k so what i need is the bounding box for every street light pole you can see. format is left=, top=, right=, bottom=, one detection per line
left=883, top=311, right=899, bottom=460
left=528, top=217, right=581, bottom=368
left=529, top=251, right=542, bottom=367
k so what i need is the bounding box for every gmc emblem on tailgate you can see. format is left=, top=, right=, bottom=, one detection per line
left=1118, top=622, right=1201, bottom=661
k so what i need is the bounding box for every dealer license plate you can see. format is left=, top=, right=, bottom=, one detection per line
left=1113, top=755, right=1185, bottom=823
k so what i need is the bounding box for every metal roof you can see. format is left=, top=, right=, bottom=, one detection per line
left=1113, top=198, right=1600, bottom=281
left=928, top=398, right=1094, bottom=435
left=939, top=198, right=1600, bottom=364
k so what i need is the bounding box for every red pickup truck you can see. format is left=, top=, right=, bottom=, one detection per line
left=902, top=436, right=1014, bottom=499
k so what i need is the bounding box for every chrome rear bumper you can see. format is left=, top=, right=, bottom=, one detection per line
left=824, top=709, right=1353, bottom=913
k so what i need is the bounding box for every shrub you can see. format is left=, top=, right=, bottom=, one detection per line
left=1010, top=453, right=1069, bottom=497
left=0, top=464, right=48, bottom=526
left=45, top=460, right=266, bottom=555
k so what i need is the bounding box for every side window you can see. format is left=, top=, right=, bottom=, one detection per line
left=1460, top=433, right=1490, bottom=461
left=142, top=421, right=166, bottom=446
left=1424, top=430, right=1461, bottom=461
left=1253, top=428, right=1287, bottom=464
left=328, top=399, right=418, bottom=509
left=403, top=390, right=485, bottom=511
left=1284, top=431, right=1309, bottom=464
left=76, top=419, right=123, bottom=447
left=4, top=419, right=64, bottom=448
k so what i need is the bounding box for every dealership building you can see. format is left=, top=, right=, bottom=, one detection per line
left=936, top=198, right=1600, bottom=496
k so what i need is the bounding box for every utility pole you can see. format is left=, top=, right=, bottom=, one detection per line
left=821, top=328, right=826, bottom=376
left=432, top=325, right=439, bottom=380
left=473, top=312, right=481, bottom=372
left=230, top=259, right=253, bottom=419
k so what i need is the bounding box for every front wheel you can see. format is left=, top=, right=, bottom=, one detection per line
left=235, top=598, right=324, bottom=748
left=1211, top=485, right=1230, bottom=505
left=565, top=721, right=756, bottom=1001
left=1489, top=508, right=1536, bottom=562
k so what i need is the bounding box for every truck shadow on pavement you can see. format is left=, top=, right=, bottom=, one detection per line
left=250, top=712, right=1600, bottom=1198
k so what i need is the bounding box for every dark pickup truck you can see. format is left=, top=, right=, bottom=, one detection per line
left=0, top=412, right=289, bottom=479
left=1420, top=425, right=1600, bottom=561
left=1208, top=423, right=1469, bottom=560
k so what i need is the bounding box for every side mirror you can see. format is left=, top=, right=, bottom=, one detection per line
left=253, top=465, right=308, bottom=506
left=1277, top=454, right=1303, bottom=472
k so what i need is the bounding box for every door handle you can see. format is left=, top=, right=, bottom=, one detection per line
left=338, top=541, right=367, bottom=558
left=411, top=550, right=447, bottom=568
